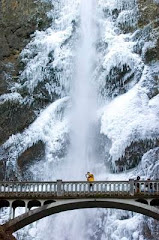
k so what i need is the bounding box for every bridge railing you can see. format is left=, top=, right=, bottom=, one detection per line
left=0, top=182, right=57, bottom=194
left=134, top=181, right=159, bottom=194
left=61, top=181, right=130, bottom=195
left=0, top=180, right=159, bottom=197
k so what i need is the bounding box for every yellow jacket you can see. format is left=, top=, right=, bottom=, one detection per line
left=87, top=173, right=94, bottom=182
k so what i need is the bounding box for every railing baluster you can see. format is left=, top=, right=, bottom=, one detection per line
left=96, top=183, right=99, bottom=193
left=100, top=183, right=102, bottom=193
left=114, top=183, right=116, bottom=193
left=122, top=183, right=124, bottom=195
left=75, top=183, right=77, bottom=194
left=80, top=183, right=82, bottom=192
left=81, top=183, right=83, bottom=193
left=115, top=183, right=117, bottom=193
left=103, top=183, right=106, bottom=193
left=101, top=183, right=103, bottom=193
left=143, top=182, right=145, bottom=194
left=67, top=183, right=69, bottom=193
left=152, top=182, right=154, bottom=195
left=98, top=183, right=100, bottom=193
left=98, top=183, right=103, bottom=193
left=116, top=183, right=118, bottom=193
left=16, top=183, right=18, bottom=193
left=83, top=183, right=86, bottom=193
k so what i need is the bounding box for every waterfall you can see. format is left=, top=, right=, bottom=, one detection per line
left=1, top=0, right=159, bottom=239
left=68, top=0, right=97, bottom=179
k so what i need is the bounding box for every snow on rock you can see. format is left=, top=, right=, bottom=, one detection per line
left=102, top=34, right=143, bottom=75
left=0, top=93, right=23, bottom=104
left=2, top=97, right=70, bottom=167
left=19, top=0, right=80, bottom=99
left=98, top=0, right=136, bottom=12
left=101, top=85, right=159, bottom=164
left=134, top=147, right=159, bottom=179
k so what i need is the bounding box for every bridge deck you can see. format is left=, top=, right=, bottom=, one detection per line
left=0, top=180, right=159, bottom=199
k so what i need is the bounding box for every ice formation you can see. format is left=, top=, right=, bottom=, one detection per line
left=0, top=0, right=159, bottom=239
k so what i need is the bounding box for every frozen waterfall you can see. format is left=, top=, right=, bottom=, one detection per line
left=68, top=0, right=97, bottom=179
left=1, top=0, right=159, bottom=239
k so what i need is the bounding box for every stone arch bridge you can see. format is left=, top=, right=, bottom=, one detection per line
left=0, top=180, right=159, bottom=239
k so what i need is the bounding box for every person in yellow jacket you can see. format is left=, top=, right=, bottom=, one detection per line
left=85, top=172, right=94, bottom=191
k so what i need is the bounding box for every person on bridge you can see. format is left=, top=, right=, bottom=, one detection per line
left=85, top=172, right=94, bottom=191
left=147, top=178, right=153, bottom=193
left=136, top=176, right=140, bottom=193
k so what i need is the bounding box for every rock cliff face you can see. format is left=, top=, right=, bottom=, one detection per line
left=138, top=0, right=159, bottom=64
left=0, top=0, right=52, bottom=144
left=0, top=0, right=52, bottom=60
left=113, top=0, right=159, bottom=172
left=138, top=0, right=159, bottom=28
left=0, top=0, right=52, bottom=179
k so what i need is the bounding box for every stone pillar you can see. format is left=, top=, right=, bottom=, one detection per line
left=57, top=180, right=63, bottom=197
left=9, top=206, right=12, bottom=220
left=12, top=208, right=15, bottom=219
left=129, top=179, right=134, bottom=196
left=25, top=201, right=28, bottom=213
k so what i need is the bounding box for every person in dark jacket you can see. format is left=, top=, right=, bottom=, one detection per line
left=136, top=176, right=140, bottom=193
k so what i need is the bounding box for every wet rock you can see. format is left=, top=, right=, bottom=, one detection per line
left=114, top=139, right=159, bottom=172
left=100, top=61, right=143, bottom=99
left=140, top=63, right=159, bottom=99
left=17, top=141, right=45, bottom=178
left=0, top=226, right=16, bottom=240
left=0, top=0, right=52, bottom=95
left=137, top=0, right=159, bottom=28
left=0, top=0, right=52, bottom=144
left=0, top=71, right=8, bottom=95
left=0, top=30, right=10, bottom=59
left=136, top=0, right=159, bottom=63
left=0, top=159, right=6, bottom=181
left=20, top=73, right=60, bottom=110
left=0, top=0, right=52, bottom=60
left=144, top=38, right=159, bottom=63
left=0, top=100, right=36, bottom=145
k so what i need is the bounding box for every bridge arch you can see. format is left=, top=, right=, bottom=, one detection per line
left=44, top=200, right=55, bottom=205
left=136, top=199, right=148, bottom=205
left=28, top=200, right=41, bottom=210
left=3, top=199, right=159, bottom=234
left=150, top=199, right=159, bottom=206
left=0, top=200, right=10, bottom=208
left=12, top=200, right=25, bottom=209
